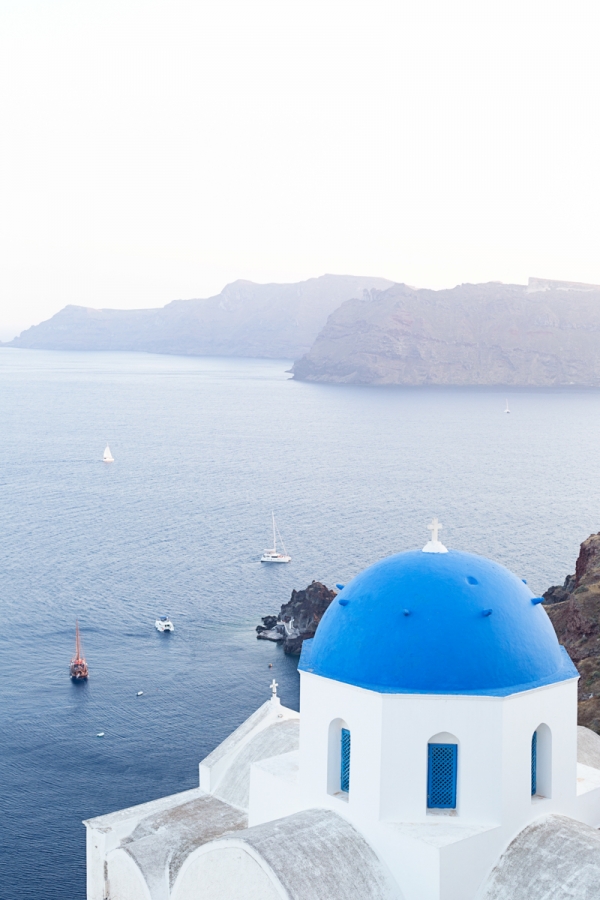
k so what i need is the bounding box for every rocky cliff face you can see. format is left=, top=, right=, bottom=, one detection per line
left=6, top=275, right=392, bottom=360
left=257, top=581, right=337, bottom=655
left=545, top=533, right=600, bottom=733
left=293, top=278, right=600, bottom=386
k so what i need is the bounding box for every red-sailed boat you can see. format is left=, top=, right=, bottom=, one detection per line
left=70, top=620, right=89, bottom=680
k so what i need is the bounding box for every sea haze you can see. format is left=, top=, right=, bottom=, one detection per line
left=2, top=349, right=600, bottom=899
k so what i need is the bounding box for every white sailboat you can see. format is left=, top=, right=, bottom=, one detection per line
left=103, top=445, right=114, bottom=463
left=504, top=400, right=510, bottom=414
left=261, top=512, right=291, bottom=563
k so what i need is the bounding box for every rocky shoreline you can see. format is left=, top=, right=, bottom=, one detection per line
left=257, top=581, right=337, bottom=655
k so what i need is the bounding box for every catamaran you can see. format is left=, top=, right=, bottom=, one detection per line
left=155, top=616, right=174, bottom=632
left=103, top=445, right=114, bottom=462
left=261, top=512, right=291, bottom=563
left=70, top=620, right=89, bottom=680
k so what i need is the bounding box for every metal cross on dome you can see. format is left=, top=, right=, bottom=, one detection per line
left=270, top=679, right=279, bottom=698
left=428, top=517, right=442, bottom=543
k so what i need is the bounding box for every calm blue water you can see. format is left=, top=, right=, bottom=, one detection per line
left=2, top=348, right=600, bottom=899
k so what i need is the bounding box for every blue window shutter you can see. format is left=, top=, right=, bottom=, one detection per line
left=427, top=743, right=457, bottom=808
left=341, top=728, right=351, bottom=793
left=531, top=731, right=537, bottom=796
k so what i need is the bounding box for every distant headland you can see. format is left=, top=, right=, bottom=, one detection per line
left=2, top=274, right=392, bottom=361
left=7, top=275, right=600, bottom=387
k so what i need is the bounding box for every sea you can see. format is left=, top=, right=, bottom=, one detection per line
left=2, top=348, right=600, bottom=899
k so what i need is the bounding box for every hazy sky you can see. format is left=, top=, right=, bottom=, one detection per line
left=1, top=0, right=600, bottom=339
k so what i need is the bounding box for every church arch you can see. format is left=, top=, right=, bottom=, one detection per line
left=531, top=723, right=552, bottom=799
left=105, top=847, right=153, bottom=900
left=172, top=842, right=285, bottom=900
left=172, top=811, right=405, bottom=900
left=327, top=717, right=351, bottom=797
left=427, top=733, right=459, bottom=811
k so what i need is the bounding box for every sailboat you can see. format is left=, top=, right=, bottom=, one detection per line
left=70, top=620, right=89, bottom=680
left=103, top=445, right=114, bottom=462
left=261, top=512, right=291, bottom=563
left=504, top=399, right=510, bottom=414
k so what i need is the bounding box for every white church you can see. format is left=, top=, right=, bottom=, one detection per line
left=85, top=523, right=600, bottom=900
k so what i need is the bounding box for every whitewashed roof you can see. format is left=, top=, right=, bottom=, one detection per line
left=578, top=725, right=600, bottom=770
left=120, top=793, right=247, bottom=897
left=481, top=814, right=600, bottom=900
left=201, top=808, right=402, bottom=900
left=215, top=718, right=299, bottom=810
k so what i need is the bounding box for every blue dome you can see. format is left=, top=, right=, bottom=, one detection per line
left=298, top=550, right=578, bottom=696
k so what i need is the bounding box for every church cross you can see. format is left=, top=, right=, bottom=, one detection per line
left=270, top=679, right=278, bottom=697
left=428, top=517, right=442, bottom=543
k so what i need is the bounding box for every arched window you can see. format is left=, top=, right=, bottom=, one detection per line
left=327, top=718, right=350, bottom=797
left=427, top=734, right=458, bottom=810
left=531, top=724, right=552, bottom=799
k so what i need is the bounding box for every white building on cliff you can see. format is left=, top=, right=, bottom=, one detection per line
left=85, top=525, right=600, bottom=900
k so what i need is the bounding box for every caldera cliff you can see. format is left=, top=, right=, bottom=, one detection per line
left=545, top=532, right=600, bottom=734
left=293, top=278, right=600, bottom=386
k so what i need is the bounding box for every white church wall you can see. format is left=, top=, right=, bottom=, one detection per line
left=105, top=847, right=153, bottom=900
left=248, top=751, right=303, bottom=827
left=172, top=844, right=285, bottom=900
left=499, top=679, right=578, bottom=834
left=380, top=694, right=503, bottom=824
left=296, top=672, right=581, bottom=834
left=364, top=823, right=444, bottom=900
left=298, top=671, right=384, bottom=823
left=214, top=718, right=299, bottom=810
left=572, top=762, right=600, bottom=827
left=199, top=698, right=298, bottom=794
left=84, top=787, right=206, bottom=900
left=85, top=826, right=107, bottom=900
left=438, top=826, right=506, bottom=900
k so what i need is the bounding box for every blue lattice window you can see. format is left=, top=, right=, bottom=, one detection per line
left=531, top=731, right=537, bottom=796
left=341, top=728, right=351, bottom=793
left=427, top=743, right=457, bottom=809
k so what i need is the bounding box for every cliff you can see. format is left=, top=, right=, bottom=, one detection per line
left=292, top=278, right=600, bottom=386
left=5, top=275, right=392, bottom=360
left=545, top=533, right=600, bottom=734
left=257, top=581, right=337, bottom=655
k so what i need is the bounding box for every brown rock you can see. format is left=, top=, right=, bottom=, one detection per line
left=543, top=574, right=575, bottom=604
left=257, top=581, right=337, bottom=656
left=279, top=581, right=337, bottom=635
left=546, top=532, right=600, bottom=734
left=575, top=533, right=600, bottom=587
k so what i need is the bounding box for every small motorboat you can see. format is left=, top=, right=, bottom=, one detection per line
left=136, top=691, right=144, bottom=696
left=103, top=444, right=114, bottom=462
left=70, top=620, right=89, bottom=680
left=260, top=512, right=291, bottom=563
left=155, top=616, right=174, bottom=632
left=97, top=732, right=105, bottom=737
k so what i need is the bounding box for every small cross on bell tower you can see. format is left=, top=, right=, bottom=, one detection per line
left=270, top=678, right=280, bottom=705
left=422, top=516, right=448, bottom=554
